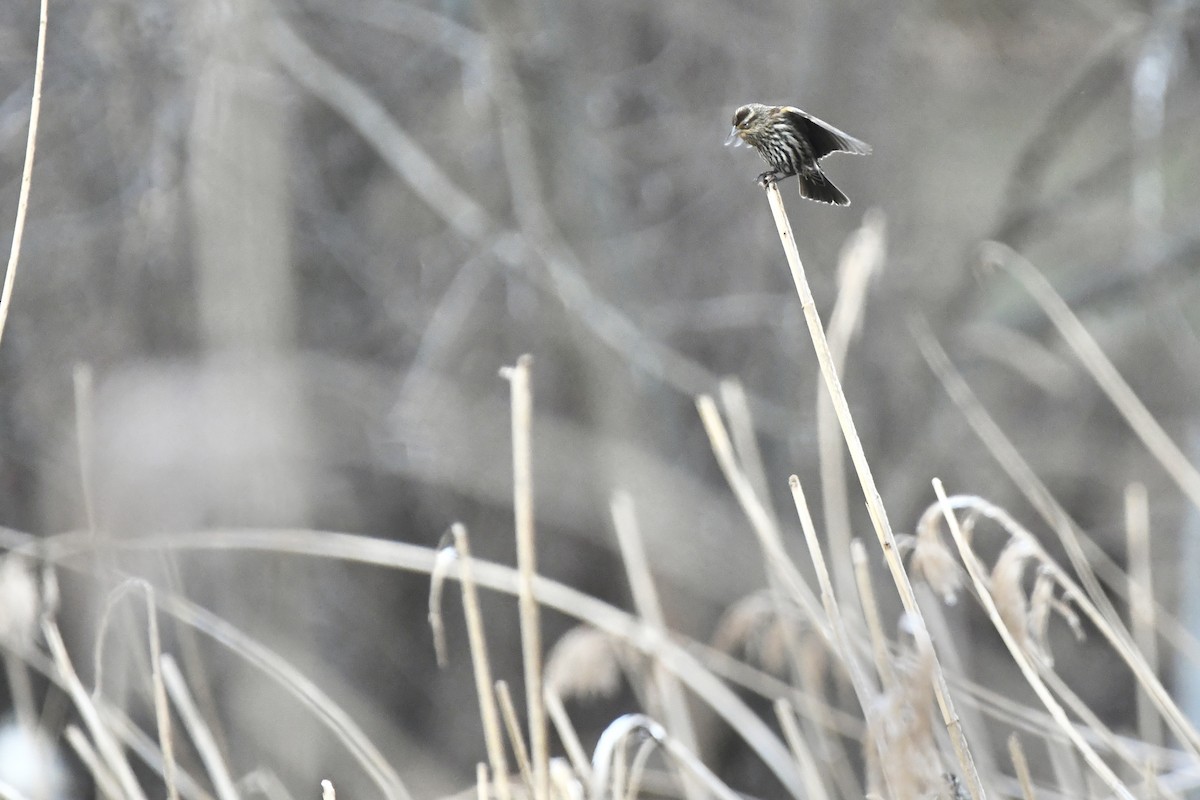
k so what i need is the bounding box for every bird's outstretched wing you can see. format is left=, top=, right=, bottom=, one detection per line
left=781, top=107, right=872, bottom=159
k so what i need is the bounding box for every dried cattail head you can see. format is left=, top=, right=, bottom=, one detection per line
left=544, top=625, right=625, bottom=701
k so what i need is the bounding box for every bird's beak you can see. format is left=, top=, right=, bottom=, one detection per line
left=724, top=128, right=743, bottom=147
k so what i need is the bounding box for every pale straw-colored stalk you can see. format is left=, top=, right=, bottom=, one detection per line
left=451, top=525, right=512, bottom=800
left=1126, top=482, right=1162, bottom=749
left=500, top=355, right=549, bottom=800
left=0, top=0, right=47, bottom=350
left=763, top=182, right=984, bottom=800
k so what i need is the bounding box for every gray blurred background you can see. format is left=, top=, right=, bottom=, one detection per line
left=1, top=0, right=1200, bottom=796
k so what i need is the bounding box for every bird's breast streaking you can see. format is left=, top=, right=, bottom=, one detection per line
left=726, top=103, right=870, bottom=206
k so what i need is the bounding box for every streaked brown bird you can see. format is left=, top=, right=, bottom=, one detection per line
left=726, top=103, right=871, bottom=206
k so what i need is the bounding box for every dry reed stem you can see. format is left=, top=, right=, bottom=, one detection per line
left=545, top=689, right=592, bottom=780
left=0, top=0, right=47, bottom=351
left=789, top=476, right=901, bottom=797
left=161, top=655, right=237, bottom=800
left=912, top=318, right=1200, bottom=669
left=1126, top=482, right=1162, bottom=749
left=44, top=620, right=148, bottom=800
left=762, top=183, right=986, bottom=800
left=850, top=540, right=895, bottom=691
left=774, top=698, right=833, bottom=800
left=32, top=527, right=807, bottom=800
left=931, top=480, right=1134, bottom=800
left=718, top=379, right=777, bottom=525
left=324, top=779, right=337, bottom=800
left=495, top=680, right=536, bottom=795
left=142, top=585, right=178, bottom=800
left=987, top=242, right=1200, bottom=516
left=1036, top=669, right=1176, bottom=799
left=610, top=490, right=702, bottom=800
left=1007, top=735, right=1037, bottom=800
left=501, top=355, right=549, bottom=800
left=820, top=210, right=885, bottom=602
left=695, top=396, right=831, bottom=647
left=475, top=764, right=489, bottom=800
left=73, top=364, right=98, bottom=535
left=65, top=724, right=124, bottom=800
left=451, top=525, right=512, bottom=800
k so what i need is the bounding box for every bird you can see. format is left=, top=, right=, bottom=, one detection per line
left=725, top=103, right=871, bottom=206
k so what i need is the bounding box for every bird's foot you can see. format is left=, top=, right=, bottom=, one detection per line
left=756, top=172, right=778, bottom=189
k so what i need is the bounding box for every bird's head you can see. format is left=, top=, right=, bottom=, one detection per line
left=725, top=103, right=765, bottom=147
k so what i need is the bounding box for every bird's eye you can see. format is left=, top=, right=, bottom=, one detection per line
left=732, top=107, right=751, bottom=128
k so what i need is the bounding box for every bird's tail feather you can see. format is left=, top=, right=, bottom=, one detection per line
left=798, top=172, right=850, bottom=206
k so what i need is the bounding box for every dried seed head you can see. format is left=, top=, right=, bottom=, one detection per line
left=991, top=536, right=1039, bottom=655
left=544, top=625, right=623, bottom=700
left=865, top=615, right=943, bottom=799
left=712, top=592, right=811, bottom=675
left=909, top=515, right=964, bottom=605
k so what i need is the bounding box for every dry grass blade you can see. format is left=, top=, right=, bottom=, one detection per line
left=451, top=524, right=512, bottom=800
left=544, top=688, right=592, bottom=781
left=161, top=655, right=237, bottom=800
left=773, top=698, right=833, bottom=800
left=1126, top=482, right=1162, bottom=749
left=0, top=0, right=48, bottom=351
left=851, top=540, right=896, bottom=691
left=931, top=479, right=1133, bottom=800
left=322, top=778, right=336, bottom=800
left=610, top=489, right=701, bottom=789
left=909, top=314, right=1122, bottom=631
left=921, top=492, right=1200, bottom=761
left=495, top=680, right=536, bottom=795
left=695, top=395, right=831, bottom=649
left=590, top=715, right=742, bottom=800
left=65, top=724, right=123, bottom=800
left=986, top=242, right=1200, bottom=517
left=429, top=536, right=457, bottom=669
left=912, top=316, right=1200, bottom=670
left=501, top=354, right=549, bottom=800
left=1007, top=734, right=1037, bottom=800
left=30, top=527, right=807, bottom=799
left=44, top=620, right=149, bottom=800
